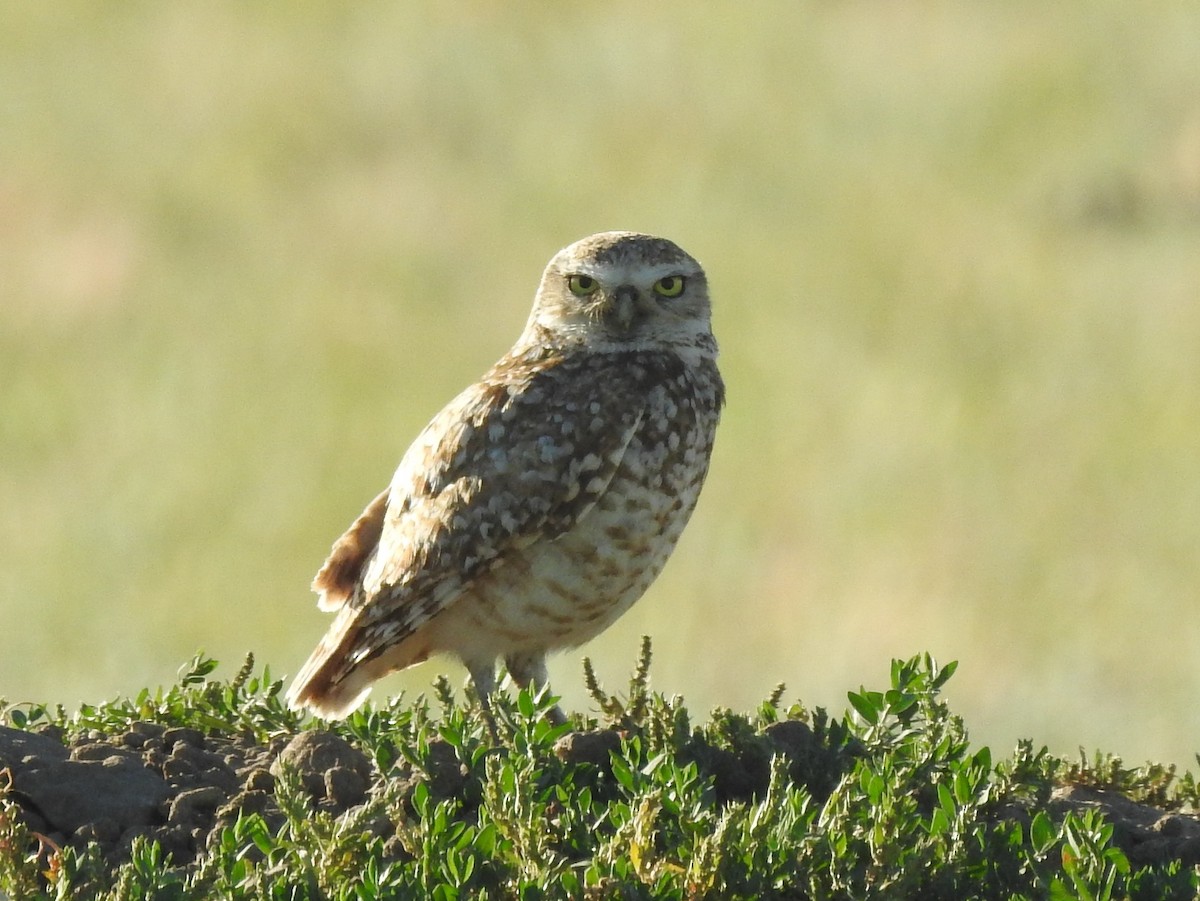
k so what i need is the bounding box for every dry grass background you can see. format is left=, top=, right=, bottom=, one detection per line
left=2, top=3, right=1199, bottom=765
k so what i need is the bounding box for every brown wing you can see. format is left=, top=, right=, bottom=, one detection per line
left=311, top=488, right=389, bottom=612
left=289, top=351, right=669, bottom=711
left=348, top=353, right=651, bottom=660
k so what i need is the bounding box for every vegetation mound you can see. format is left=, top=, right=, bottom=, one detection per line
left=2, top=643, right=1198, bottom=899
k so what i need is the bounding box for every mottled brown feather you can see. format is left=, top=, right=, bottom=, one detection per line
left=311, top=488, right=389, bottom=611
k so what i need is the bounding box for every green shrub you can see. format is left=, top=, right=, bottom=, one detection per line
left=2, top=645, right=1196, bottom=899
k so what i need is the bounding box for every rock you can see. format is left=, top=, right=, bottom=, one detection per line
left=763, top=719, right=817, bottom=758
left=705, top=745, right=769, bottom=803
left=163, top=727, right=206, bottom=751
left=168, top=743, right=240, bottom=794
left=1050, top=784, right=1200, bottom=867
left=13, top=755, right=171, bottom=835
left=71, top=742, right=140, bottom=763
left=216, top=788, right=273, bottom=821
left=271, top=731, right=372, bottom=801
left=168, top=785, right=227, bottom=827
left=128, top=721, right=166, bottom=739
left=243, top=768, right=275, bottom=793
left=1, top=721, right=303, bottom=868
left=75, top=817, right=120, bottom=845
left=762, top=718, right=855, bottom=800
left=325, top=766, right=368, bottom=808
left=0, top=724, right=70, bottom=766
left=554, top=729, right=621, bottom=770
left=162, top=757, right=197, bottom=783
left=422, top=740, right=467, bottom=798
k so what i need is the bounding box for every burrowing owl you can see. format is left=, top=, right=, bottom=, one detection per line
left=286, top=232, right=724, bottom=722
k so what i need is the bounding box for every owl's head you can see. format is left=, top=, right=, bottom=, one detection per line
left=522, top=232, right=715, bottom=358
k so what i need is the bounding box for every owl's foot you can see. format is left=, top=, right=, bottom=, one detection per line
left=467, top=654, right=567, bottom=738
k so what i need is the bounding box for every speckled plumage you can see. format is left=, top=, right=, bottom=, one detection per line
left=286, top=232, right=724, bottom=721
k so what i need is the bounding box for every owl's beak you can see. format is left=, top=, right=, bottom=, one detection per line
left=612, top=285, right=640, bottom=331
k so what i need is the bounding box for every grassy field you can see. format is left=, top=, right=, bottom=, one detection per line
left=2, top=3, right=1200, bottom=766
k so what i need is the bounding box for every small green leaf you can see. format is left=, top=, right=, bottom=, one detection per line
left=928, top=808, right=950, bottom=836
left=937, top=781, right=956, bottom=815
left=931, top=659, right=959, bottom=689
left=611, top=756, right=637, bottom=792
left=517, top=688, right=536, bottom=719
left=847, top=690, right=881, bottom=724
left=1030, top=811, right=1056, bottom=853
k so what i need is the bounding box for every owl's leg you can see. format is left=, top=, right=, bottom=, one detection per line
left=466, top=661, right=499, bottom=739
left=504, top=652, right=567, bottom=726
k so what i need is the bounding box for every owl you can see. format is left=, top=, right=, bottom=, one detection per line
left=286, top=231, right=724, bottom=724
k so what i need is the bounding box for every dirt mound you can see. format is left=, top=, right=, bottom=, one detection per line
left=1, top=723, right=368, bottom=866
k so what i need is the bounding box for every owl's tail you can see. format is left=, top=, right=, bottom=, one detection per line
left=285, top=615, right=373, bottom=719
left=286, top=606, right=432, bottom=719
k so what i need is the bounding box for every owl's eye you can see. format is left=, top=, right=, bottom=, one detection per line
left=653, top=276, right=685, bottom=298
left=567, top=274, right=599, bottom=296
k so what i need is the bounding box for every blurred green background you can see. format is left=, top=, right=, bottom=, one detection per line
left=3, top=3, right=1199, bottom=765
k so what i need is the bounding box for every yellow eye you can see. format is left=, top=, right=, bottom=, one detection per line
left=653, top=276, right=685, bottom=297
left=567, top=274, right=599, bottom=296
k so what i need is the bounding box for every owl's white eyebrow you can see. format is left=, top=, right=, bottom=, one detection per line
left=569, top=262, right=695, bottom=282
